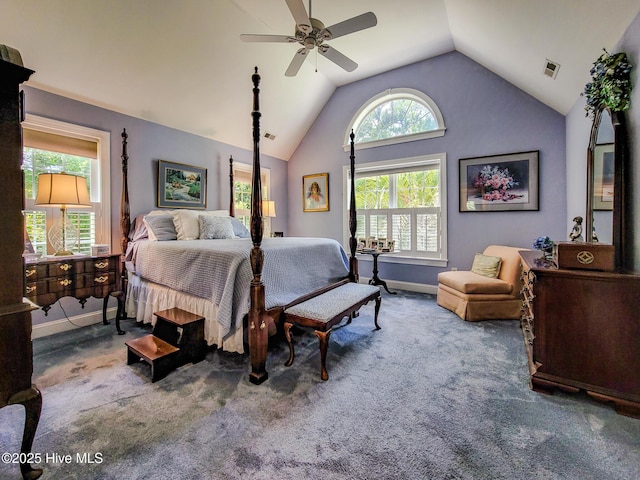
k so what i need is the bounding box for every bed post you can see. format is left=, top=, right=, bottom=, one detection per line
left=248, top=67, right=269, bottom=384
left=348, top=130, right=359, bottom=282
left=116, top=128, right=131, bottom=331
left=229, top=155, right=235, bottom=217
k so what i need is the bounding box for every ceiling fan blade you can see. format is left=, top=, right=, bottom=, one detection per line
left=285, top=48, right=309, bottom=77
left=322, top=12, right=377, bottom=40
left=240, top=34, right=297, bottom=43
left=285, top=0, right=311, bottom=33
left=318, top=45, right=357, bottom=72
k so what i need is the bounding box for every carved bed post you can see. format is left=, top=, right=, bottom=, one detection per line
left=348, top=130, right=359, bottom=282
left=115, top=128, right=131, bottom=331
left=248, top=67, right=269, bottom=384
left=229, top=155, right=235, bottom=217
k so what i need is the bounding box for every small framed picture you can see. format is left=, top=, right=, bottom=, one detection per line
left=303, top=173, right=329, bottom=212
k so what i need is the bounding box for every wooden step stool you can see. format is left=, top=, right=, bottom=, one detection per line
left=125, top=335, right=180, bottom=382
left=125, top=307, right=206, bottom=382
left=153, top=307, right=207, bottom=366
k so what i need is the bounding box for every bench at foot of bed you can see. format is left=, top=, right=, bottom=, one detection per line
left=283, top=282, right=381, bottom=381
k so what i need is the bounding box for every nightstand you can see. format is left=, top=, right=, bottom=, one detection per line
left=24, top=253, right=124, bottom=334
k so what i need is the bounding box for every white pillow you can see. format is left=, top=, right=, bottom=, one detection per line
left=172, top=209, right=231, bottom=240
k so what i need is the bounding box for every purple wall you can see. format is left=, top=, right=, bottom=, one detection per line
left=287, top=51, right=567, bottom=286
left=23, top=87, right=288, bottom=324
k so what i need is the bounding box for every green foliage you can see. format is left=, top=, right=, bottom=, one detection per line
left=355, top=99, right=437, bottom=143
left=355, top=170, right=439, bottom=209
left=583, top=49, right=633, bottom=117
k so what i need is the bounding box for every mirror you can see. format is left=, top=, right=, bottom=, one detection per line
left=585, top=105, right=629, bottom=271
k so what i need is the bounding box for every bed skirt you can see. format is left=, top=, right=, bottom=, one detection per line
left=125, top=273, right=246, bottom=354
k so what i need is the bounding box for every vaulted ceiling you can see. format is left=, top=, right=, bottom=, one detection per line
left=2, top=0, right=639, bottom=160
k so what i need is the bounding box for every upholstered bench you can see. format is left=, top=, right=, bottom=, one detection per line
left=283, top=282, right=381, bottom=380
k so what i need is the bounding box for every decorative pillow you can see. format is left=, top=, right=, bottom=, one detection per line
left=199, top=215, right=235, bottom=240
left=143, top=215, right=177, bottom=241
left=172, top=209, right=231, bottom=240
left=230, top=217, right=250, bottom=238
left=471, top=253, right=502, bottom=278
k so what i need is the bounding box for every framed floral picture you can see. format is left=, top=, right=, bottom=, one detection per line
left=158, top=160, right=207, bottom=209
left=303, top=173, right=329, bottom=212
left=459, top=151, right=539, bottom=212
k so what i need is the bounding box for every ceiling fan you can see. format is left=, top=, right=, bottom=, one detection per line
left=240, top=0, right=377, bottom=77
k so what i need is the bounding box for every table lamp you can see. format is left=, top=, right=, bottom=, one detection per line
left=35, top=172, right=91, bottom=256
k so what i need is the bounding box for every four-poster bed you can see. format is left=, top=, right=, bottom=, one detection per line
left=118, top=67, right=375, bottom=383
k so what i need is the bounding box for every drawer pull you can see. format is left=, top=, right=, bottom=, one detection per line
left=94, top=275, right=109, bottom=284
left=95, top=261, right=109, bottom=269
left=58, top=264, right=72, bottom=272
left=59, top=279, right=73, bottom=287
left=25, top=268, right=36, bottom=277
left=25, top=285, right=36, bottom=294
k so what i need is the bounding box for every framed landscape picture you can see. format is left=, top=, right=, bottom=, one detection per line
left=459, top=151, right=539, bottom=212
left=303, top=173, right=329, bottom=212
left=158, top=160, right=207, bottom=209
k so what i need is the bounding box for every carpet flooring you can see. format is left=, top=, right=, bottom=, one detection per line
left=1, top=290, right=639, bottom=479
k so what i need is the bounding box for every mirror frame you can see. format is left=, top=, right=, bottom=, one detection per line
left=586, top=105, right=629, bottom=272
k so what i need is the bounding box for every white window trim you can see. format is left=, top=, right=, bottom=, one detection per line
left=232, top=161, right=272, bottom=234
left=342, top=153, right=448, bottom=267
left=22, top=114, right=111, bottom=247
left=344, top=88, right=446, bottom=151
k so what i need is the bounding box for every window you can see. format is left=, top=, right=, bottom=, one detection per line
left=343, top=154, right=447, bottom=265
left=345, top=88, right=446, bottom=151
left=232, top=162, right=271, bottom=235
left=22, top=115, right=110, bottom=256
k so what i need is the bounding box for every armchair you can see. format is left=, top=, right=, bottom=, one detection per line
left=437, top=245, right=527, bottom=321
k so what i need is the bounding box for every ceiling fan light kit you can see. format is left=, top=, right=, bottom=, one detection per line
left=240, top=0, right=377, bottom=77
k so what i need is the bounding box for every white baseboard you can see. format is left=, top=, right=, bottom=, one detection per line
left=32, top=307, right=117, bottom=339
left=359, top=277, right=438, bottom=295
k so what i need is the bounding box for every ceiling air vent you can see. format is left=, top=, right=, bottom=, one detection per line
left=264, top=132, right=276, bottom=140
left=543, top=59, right=560, bottom=79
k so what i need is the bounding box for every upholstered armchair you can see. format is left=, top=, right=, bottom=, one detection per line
left=437, top=245, right=527, bottom=321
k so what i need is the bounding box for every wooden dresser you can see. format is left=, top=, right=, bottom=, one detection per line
left=519, top=250, right=640, bottom=418
left=24, top=253, right=122, bottom=333
left=0, top=57, right=43, bottom=478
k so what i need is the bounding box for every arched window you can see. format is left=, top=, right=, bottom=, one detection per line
left=345, top=88, right=445, bottom=150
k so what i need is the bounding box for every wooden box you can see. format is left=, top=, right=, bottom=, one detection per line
left=553, top=241, right=614, bottom=271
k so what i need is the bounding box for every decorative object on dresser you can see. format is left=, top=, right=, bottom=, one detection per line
left=437, top=245, right=527, bottom=322
left=552, top=241, right=614, bottom=271
left=24, top=254, right=124, bottom=334
left=0, top=53, right=43, bottom=480
left=519, top=250, right=640, bottom=418
left=34, top=172, right=92, bottom=256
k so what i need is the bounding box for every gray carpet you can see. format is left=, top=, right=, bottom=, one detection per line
left=1, top=290, right=639, bottom=480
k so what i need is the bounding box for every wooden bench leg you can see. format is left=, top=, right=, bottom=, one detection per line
left=283, top=322, right=295, bottom=367
left=314, top=329, right=332, bottom=381
left=374, top=296, right=381, bottom=330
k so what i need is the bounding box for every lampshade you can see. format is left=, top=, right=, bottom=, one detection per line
left=35, top=172, right=91, bottom=207
left=262, top=200, right=276, bottom=218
